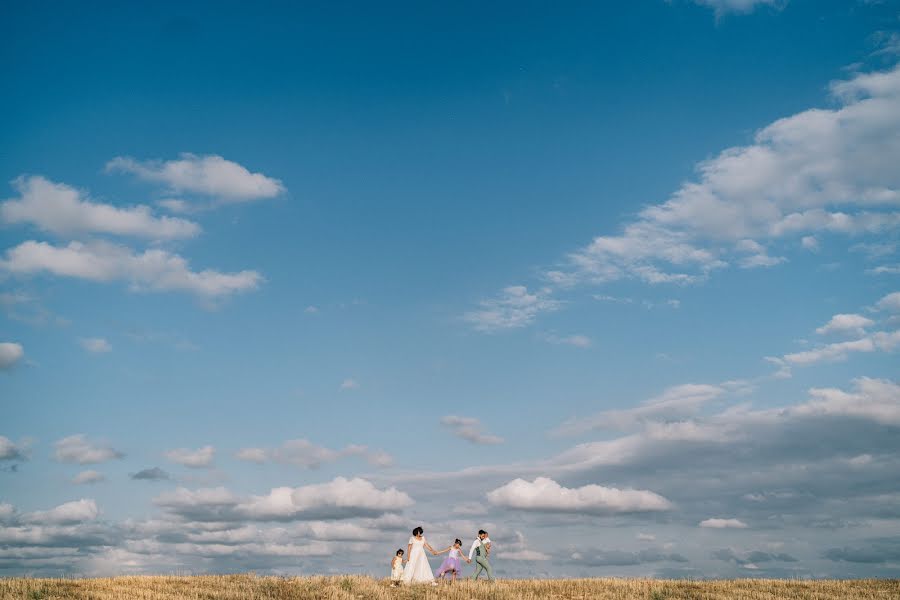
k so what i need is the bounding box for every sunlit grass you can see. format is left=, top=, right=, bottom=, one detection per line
left=1, top=574, right=898, bottom=599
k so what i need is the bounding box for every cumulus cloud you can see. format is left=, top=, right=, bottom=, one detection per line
left=792, top=377, right=900, bottom=426
left=154, top=477, right=412, bottom=522
left=22, top=499, right=99, bottom=525
left=107, top=154, right=284, bottom=203
left=165, top=446, right=215, bottom=468
left=235, top=439, right=392, bottom=469
left=699, top=518, right=749, bottom=529
left=440, top=416, right=504, bottom=445
left=1, top=175, right=199, bottom=239
left=486, top=477, right=673, bottom=514
left=0, top=240, right=262, bottom=299
left=131, top=467, right=171, bottom=481
left=470, top=65, right=900, bottom=329
left=815, top=314, right=875, bottom=337
left=876, top=291, right=900, bottom=312
left=0, top=342, right=24, bottom=371
left=79, top=337, right=111, bottom=354
left=566, top=66, right=900, bottom=283
left=0, top=436, right=26, bottom=461
left=54, top=435, right=124, bottom=465
left=463, top=285, right=562, bottom=332
left=72, top=470, right=105, bottom=485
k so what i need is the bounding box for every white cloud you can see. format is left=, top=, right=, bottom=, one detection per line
left=23, top=499, right=99, bottom=525
left=866, top=264, right=900, bottom=275
left=637, top=533, right=656, bottom=541
left=235, top=439, right=392, bottom=469
left=782, top=331, right=899, bottom=366
left=801, top=235, right=819, bottom=251
left=234, top=448, right=267, bottom=463
left=240, top=478, right=412, bottom=521
left=471, top=65, right=900, bottom=329
left=876, top=291, right=900, bottom=312
left=72, top=470, right=106, bottom=485
left=0, top=240, right=262, bottom=299
left=555, top=383, right=725, bottom=436
left=54, top=435, right=124, bottom=465
left=486, top=477, right=673, bottom=514
left=792, top=377, right=900, bottom=426
left=699, top=518, right=749, bottom=529
left=339, top=378, right=359, bottom=391
left=156, top=198, right=192, bottom=214
left=464, top=285, right=562, bottom=332
left=80, top=337, right=112, bottom=354
left=0, top=436, right=26, bottom=461
left=544, top=333, right=592, bottom=348
left=107, top=154, right=284, bottom=203
left=0, top=342, right=24, bottom=371
left=1, top=175, right=199, bottom=239
left=440, top=415, right=504, bottom=445
left=165, top=446, right=215, bottom=468
left=155, top=478, right=413, bottom=522
left=691, top=0, right=781, bottom=17
left=736, top=239, right=786, bottom=269
left=815, top=313, right=875, bottom=337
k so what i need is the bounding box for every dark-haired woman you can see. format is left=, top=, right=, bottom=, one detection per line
left=401, top=526, right=438, bottom=585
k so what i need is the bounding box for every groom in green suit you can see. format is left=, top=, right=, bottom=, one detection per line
left=467, top=529, right=494, bottom=581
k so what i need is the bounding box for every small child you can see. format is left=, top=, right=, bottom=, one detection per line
left=433, top=539, right=471, bottom=583
left=390, top=549, right=404, bottom=586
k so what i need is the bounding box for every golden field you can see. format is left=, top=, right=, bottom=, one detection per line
left=1, top=575, right=898, bottom=600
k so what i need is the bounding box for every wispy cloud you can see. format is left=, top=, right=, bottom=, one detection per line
left=440, top=415, right=504, bottom=445
left=235, top=439, right=392, bottom=469
left=79, top=337, right=112, bottom=354
left=464, top=285, right=561, bottom=332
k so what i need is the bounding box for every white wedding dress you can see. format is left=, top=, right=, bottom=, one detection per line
left=401, top=536, right=435, bottom=584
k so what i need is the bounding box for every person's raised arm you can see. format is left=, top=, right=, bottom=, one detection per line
left=433, top=545, right=451, bottom=556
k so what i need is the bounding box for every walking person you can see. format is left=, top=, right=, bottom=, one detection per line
left=401, top=526, right=438, bottom=585
left=468, top=529, right=494, bottom=582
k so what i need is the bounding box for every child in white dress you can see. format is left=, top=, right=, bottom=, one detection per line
left=390, top=549, right=404, bottom=586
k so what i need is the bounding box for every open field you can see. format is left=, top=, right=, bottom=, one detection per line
left=1, top=575, right=898, bottom=600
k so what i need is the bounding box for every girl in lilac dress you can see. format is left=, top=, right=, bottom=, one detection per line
left=433, top=539, right=470, bottom=582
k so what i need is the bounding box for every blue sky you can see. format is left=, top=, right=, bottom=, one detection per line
left=2, top=0, right=900, bottom=578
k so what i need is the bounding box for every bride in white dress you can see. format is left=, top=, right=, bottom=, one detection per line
left=401, top=526, right=437, bottom=585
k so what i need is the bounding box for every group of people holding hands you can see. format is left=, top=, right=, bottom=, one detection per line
left=390, top=527, right=495, bottom=585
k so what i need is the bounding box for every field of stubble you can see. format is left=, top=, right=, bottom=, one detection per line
left=1, top=575, right=898, bottom=600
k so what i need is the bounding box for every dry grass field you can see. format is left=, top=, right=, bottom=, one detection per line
left=1, top=575, right=898, bottom=600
